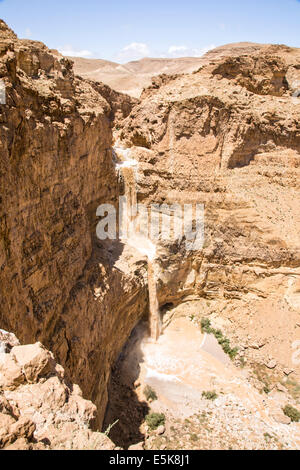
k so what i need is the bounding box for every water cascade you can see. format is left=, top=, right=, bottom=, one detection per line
left=114, top=145, right=161, bottom=340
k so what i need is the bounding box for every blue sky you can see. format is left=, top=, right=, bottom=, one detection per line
left=0, top=0, right=300, bottom=62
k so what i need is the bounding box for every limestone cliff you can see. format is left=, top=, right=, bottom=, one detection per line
left=118, top=43, right=300, bottom=380
left=0, top=19, right=146, bottom=428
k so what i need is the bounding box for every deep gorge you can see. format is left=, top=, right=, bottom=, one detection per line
left=1, top=19, right=300, bottom=450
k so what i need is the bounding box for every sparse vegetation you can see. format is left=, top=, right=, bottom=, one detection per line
left=144, top=385, right=158, bottom=402
left=201, top=317, right=212, bottom=333
left=252, top=363, right=275, bottom=394
left=283, top=405, right=300, bottom=422
left=104, top=420, right=119, bottom=436
left=202, top=390, right=218, bottom=401
left=264, top=432, right=278, bottom=444
left=201, top=318, right=238, bottom=360
left=146, top=413, right=166, bottom=431
left=285, top=379, right=300, bottom=401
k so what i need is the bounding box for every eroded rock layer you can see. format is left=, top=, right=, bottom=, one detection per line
left=0, top=19, right=146, bottom=428
left=118, top=43, right=300, bottom=381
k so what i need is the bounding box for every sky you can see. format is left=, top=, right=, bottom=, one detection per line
left=0, top=0, right=300, bottom=63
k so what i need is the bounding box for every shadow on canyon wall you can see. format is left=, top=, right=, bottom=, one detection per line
left=102, top=324, right=150, bottom=449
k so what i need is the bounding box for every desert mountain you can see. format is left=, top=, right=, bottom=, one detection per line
left=71, top=42, right=282, bottom=98
left=71, top=56, right=205, bottom=97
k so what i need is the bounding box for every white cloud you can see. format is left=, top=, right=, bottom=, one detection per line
left=167, top=44, right=216, bottom=58
left=115, top=42, right=216, bottom=63
left=117, top=42, right=151, bottom=62
left=58, top=45, right=93, bottom=58
left=168, top=45, right=189, bottom=55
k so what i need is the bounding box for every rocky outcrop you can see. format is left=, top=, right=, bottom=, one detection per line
left=0, top=330, right=115, bottom=450
left=87, top=79, right=138, bottom=124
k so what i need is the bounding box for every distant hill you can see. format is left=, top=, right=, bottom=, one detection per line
left=70, top=43, right=268, bottom=97
left=71, top=56, right=205, bottom=97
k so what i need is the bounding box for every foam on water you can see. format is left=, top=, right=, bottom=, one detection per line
left=114, top=145, right=132, bottom=161
left=116, top=159, right=139, bottom=170
left=146, top=367, right=181, bottom=383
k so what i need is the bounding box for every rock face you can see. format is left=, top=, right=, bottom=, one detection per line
left=0, top=19, right=146, bottom=428
left=0, top=331, right=115, bottom=450
left=118, top=43, right=300, bottom=380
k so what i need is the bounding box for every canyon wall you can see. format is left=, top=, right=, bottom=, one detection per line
left=118, top=43, right=300, bottom=379
left=0, top=20, right=147, bottom=427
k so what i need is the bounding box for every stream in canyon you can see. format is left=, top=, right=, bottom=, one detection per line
left=103, top=301, right=248, bottom=448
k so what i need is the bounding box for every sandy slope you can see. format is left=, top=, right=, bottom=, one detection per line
left=71, top=56, right=204, bottom=97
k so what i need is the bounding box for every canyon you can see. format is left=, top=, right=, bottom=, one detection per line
left=1, top=18, right=300, bottom=449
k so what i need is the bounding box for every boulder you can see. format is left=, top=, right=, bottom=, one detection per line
left=0, top=354, right=25, bottom=390
left=265, top=360, right=277, bottom=370
left=271, top=411, right=291, bottom=425
left=156, top=425, right=165, bottom=435
left=12, top=343, right=55, bottom=383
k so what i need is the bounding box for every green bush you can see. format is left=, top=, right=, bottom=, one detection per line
left=283, top=405, right=300, bottom=422
left=202, top=390, right=218, bottom=401
left=144, top=385, right=158, bottom=402
left=201, top=317, right=213, bottom=334
left=145, top=413, right=165, bottom=431
left=200, top=318, right=238, bottom=360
